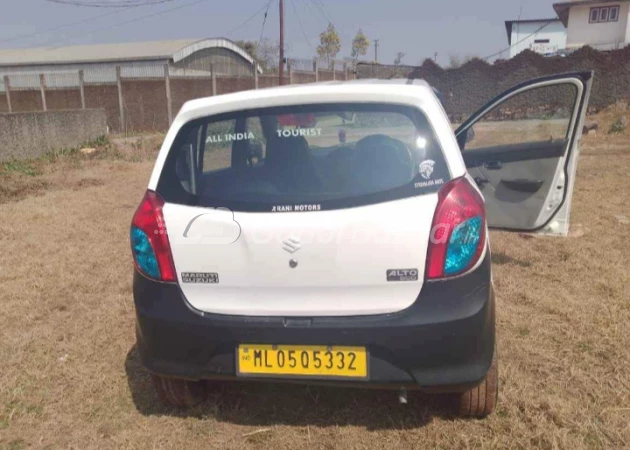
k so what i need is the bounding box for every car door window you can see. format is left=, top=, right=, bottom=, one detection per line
left=203, top=119, right=235, bottom=172
left=464, top=84, right=577, bottom=151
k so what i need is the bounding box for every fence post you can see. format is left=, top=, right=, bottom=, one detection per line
left=164, top=64, right=173, bottom=126
left=116, top=66, right=125, bottom=132
left=313, top=58, right=319, bottom=82
left=79, top=70, right=86, bottom=109
left=288, top=59, right=293, bottom=85
left=4, top=76, right=12, bottom=113
left=39, top=74, right=47, bottom=111
left=211, top=64, right=217, bottom=96
left=253, top=62, right=259, bottom=89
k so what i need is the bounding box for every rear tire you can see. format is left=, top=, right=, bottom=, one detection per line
left=456, top=349, right=498, bottom=418
left=150, top=374, right=207, bottom=407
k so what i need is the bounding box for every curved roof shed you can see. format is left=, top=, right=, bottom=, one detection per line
left=0, top=38, right=262, bottom=76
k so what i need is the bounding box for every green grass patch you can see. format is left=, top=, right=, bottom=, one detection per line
left=0, top=160, right=41, bottom=177
left=609, top=117, right=626, bottom=134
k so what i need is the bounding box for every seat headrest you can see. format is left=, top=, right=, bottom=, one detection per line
left=267, top=135, right=310, bottom=165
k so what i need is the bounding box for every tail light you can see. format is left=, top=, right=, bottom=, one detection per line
left=426, top=177, right=486, bottom=279
left=130, top=190, right=176, bottom=282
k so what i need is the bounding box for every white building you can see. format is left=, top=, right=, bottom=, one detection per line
left=553, top=0, right=630, bottom=50
left=504, top=18, right=567, bottom=58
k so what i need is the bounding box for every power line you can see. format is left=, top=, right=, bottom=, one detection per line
left=45, top=0, right=178, bottom=6
left=258, top=0, right=273, bottom=46
left=307, top=0, right=331, bottom=25
left=42, top=0, right=211, bottom=49
left=0, top=6, right=139, bottom=45
left=307, top=0, right=349, bottom=40
left=311, top=0, right=333, bottom=24
left=300, top=0, right=324, bottom=27
left=2, top=0, right=268, bottom=55
left=225, top=1, right=276, bottom=37
left=482, top=20, right=553, bottom=60
left=290, top=0, right=314, bottom=52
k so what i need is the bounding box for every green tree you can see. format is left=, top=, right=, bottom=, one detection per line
left=317, top=23, right=341, bottom=63
left=351, top=29, right=370, bottom=61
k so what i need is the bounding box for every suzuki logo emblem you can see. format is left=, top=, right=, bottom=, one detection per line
left=283, top=237, right=302, bottom=254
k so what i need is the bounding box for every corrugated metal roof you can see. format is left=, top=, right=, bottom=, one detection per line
left=0, top=38, right=260, bottom=69
left=0, top=39, right=197, bottom=65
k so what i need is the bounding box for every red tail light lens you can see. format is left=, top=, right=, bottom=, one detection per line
left=130, top=190, right=176, bottom=282
left=426, top=177, right=486, bottom=279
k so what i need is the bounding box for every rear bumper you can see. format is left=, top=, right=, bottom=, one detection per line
left=133, top=253, right=495, bottom=393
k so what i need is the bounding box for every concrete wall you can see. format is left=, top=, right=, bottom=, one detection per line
left=0, top=109, right=107, bottom=162
left=509, top=21, right=567, bottom=58
left=0, top=66, right=353, bottom=133
left=567, top=2, right=629, bottom=49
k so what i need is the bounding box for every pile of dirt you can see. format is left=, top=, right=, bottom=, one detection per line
left=585, top=100, right=630, bottom=137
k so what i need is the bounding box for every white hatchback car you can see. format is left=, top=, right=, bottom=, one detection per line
left=131, top=72, right=592, bottom=417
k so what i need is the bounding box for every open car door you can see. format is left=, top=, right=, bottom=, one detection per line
left=455, top=71, right=593, bottom=236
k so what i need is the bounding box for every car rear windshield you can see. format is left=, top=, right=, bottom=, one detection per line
left=157, top=103, right=450, bottom=212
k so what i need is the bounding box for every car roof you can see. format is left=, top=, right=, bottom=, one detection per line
left=277, top=78, right=432, bottom=88
left=178, top=78, right=436, bottom=117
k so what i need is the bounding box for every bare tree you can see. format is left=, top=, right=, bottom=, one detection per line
left=235, top=39, right=280, bottom=72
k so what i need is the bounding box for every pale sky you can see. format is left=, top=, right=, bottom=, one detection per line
left=0, top=0, right=558, bottom=66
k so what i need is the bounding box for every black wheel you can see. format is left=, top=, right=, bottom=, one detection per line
left=456, top=349, right=498, bottom=418
left=151, top=374, right=207, bottom=407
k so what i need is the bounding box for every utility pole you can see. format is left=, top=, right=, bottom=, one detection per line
left=374, top=39, right=379, bottom=63
left=279, top=0, right=285, bottom=85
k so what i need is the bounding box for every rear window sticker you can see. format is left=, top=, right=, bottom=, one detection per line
left=276, top=128, right=322, bottom=138
left=182, top=272, right=219, bottom=284
left=207, top=132, right=255, bottom=144
left=414, top=178, right=444, bottom=189
left=387, top=269, right=419, bottom=282
left=419, top=159, right=435, bottom=179
left=271, top=204, right=322, bottom=212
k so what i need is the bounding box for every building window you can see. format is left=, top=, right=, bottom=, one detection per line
left=590, top=5, right=620, bottom=23
left=610, top=5, right=620, bottom=21
left=534, top=39, right=550, bottom=44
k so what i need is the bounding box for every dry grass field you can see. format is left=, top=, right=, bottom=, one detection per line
left=0, top=128, right=629, bottom=449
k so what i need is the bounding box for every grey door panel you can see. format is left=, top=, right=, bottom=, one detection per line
left=464, top=142, right=563, bottom=229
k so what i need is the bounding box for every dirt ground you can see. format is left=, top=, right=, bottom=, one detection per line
left=0, top=129, right=629, bottom=449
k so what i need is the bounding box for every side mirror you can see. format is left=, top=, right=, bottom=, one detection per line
left=466, top=126, right=476, bottom=143
left=456, top=126, right=476, bottom=151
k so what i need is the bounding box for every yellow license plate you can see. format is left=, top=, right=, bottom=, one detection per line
left=237, top=345, right=368, bottom=379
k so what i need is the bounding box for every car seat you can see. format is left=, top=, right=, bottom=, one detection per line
left=265, top=135, right=321, bottom=192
